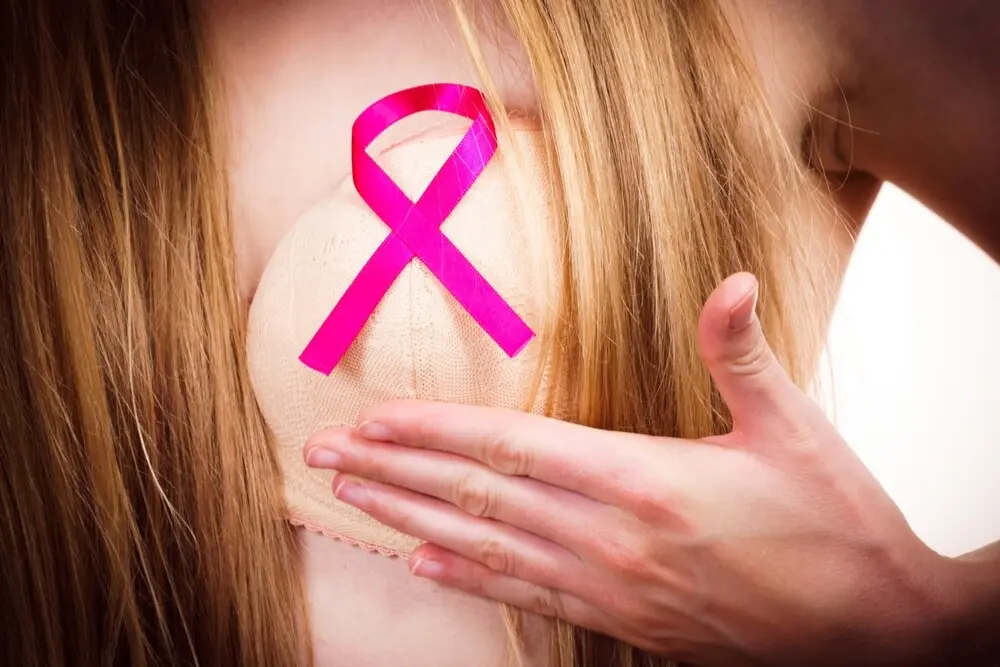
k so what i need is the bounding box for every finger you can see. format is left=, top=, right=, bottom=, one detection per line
left=305, top=428, right=606, bottom=551
left=408, top=543, right=614, bottom=634
left=330, top=473, right=588, bottom=593
left=697, top=273, right=822, bottom=442
left=350, top=400, right=662, bottom=505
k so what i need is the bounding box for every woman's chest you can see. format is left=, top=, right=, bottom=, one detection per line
left=209, top=2, right=876, bottom=663
left=299, top=530, right=551, bottom=667
left=210, top=0, right=872, bottom=304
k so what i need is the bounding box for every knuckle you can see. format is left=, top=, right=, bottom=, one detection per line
left=359, top=487, right=392, bottom=520
left=360, top=487, right=413, bottom=535
left=600, top=535, right=651, bottom=580
left=630, top=492, right=667, bottom=525
left=460, top=569, right=489, bottom=597
left=346, top=443, right=401, bottom=487
left=529, top=589, right=565, bottom=619
left=727, top=338, right=774, bottom=378
left=432, top=557, right=476, bottom=591
left=619, top=485, right=692, bottom=536
left=621, top=485, right=663, bottom=521
left=346, top=446, right=381, bottom=480
left=410, top=411, right=440, bottom=448
left=452, top=471, right=498, bottom=518
left=365, top=492, right=392, bottom=520
left=481, top=429, right=533, bottom=476
left=477, top=535, right=514, bottom=575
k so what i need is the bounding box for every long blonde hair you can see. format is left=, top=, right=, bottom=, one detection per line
left=1, top=2, right=304, bottom=665
left=0, top=0, right=830, bottom=666
left=454, top=0, right=830, bottom=665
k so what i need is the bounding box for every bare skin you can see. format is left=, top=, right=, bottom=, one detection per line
left=210, top=0, right=998, bottom=665
left=820, top=0, right=1000, bottom=260
left=309, top=275, right=999, bottom=667
left=304, top=3, right=1000, bottom=664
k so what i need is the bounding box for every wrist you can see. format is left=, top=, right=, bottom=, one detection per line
left=852, top=540, right=1000, bottom=667
left=922, top=543, right=1000, bottom=667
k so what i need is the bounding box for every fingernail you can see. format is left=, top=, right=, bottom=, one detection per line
left=411, top=557, right=446, bottom=579
left=306, top=447, right=342, bottom=469
left=357, top=420, right=393, bottom=442
left=333, top=477, right=372, bottom=509
left=728, top=279, right=759, bottom=331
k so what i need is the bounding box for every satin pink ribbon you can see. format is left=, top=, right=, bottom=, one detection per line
left=300, top=83, right=535, bottom=374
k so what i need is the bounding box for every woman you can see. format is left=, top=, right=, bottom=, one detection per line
left=1, top=0, right=881, bottom=666
left=301, top=3, right=1000, bottom=665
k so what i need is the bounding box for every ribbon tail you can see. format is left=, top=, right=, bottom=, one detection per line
left=438, top=244, right=536, bottom=357
left=299, top=235, right=413, bottom=374
left=397, top=215, right=535, bottom=358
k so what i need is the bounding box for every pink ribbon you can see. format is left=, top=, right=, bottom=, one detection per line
left=300, top=83, right=535, bottom=375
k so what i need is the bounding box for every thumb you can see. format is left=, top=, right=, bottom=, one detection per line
left=698, top=273, right=815, bottom=441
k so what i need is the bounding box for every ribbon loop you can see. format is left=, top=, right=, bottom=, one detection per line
left=300, top=83, right=535, bottom=375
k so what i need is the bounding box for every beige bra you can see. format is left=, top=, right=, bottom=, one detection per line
left=247, top=127, right=558, bottom=556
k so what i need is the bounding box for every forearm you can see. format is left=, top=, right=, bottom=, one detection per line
left=931, top=541, right=1000, bottom=666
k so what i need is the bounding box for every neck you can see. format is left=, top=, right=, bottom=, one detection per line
left=837, top=0, right=1000, bottom=261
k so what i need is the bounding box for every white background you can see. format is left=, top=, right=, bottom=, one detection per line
left=824, top=185, right=1000, bottom=557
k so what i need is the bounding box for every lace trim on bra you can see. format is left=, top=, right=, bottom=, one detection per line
left=287, top=513, right=410, bottom=559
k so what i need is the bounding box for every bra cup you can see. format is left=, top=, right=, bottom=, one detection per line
left=247, top=128, right=558, bottom=555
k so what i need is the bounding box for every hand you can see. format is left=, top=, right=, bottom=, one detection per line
left=304, top=273, right=961, bottom=667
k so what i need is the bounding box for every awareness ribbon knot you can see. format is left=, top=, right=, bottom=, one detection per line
left=300, top=83, right=535, bottom=374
